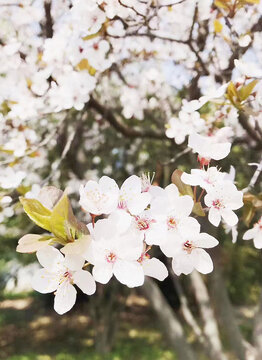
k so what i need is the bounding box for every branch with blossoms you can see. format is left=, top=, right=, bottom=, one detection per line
left=16, top=132, right=245, bottom=315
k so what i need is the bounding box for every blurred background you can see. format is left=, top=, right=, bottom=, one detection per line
left=1, top=0, right=262, bottom=359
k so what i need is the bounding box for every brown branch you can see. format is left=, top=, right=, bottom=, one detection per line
left=44, top=0, right=53, bottom=38
left=238, top=111, right=262, bottom=147
left=107, top=31, right=188, bottom=44
left=88, top=96, right=166, bottom=139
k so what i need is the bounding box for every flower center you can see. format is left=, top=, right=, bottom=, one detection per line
left=106, top=252, right=117, bottom=264
left=183, top=240, right=194, bottom=254
left=118, top=196, right=127, bottom=210
left=59, top=270, right=73, bottom=285
left=167, top=216, right=177, bottom=229
left=138, top=252, right=150, bottom=263
left=135, top=216, right=156, bottom=231
left=212, top=199, right=224, bottom=210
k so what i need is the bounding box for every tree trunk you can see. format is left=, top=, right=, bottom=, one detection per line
left=142, top=278, right=197, bottom=360
left=190, top=271, right=228, bottom=360
left=253, top=288, right=262, bottom=359
left=89, top=281, right=123, bottom=354
left=209, top=256, right=251, bottom=360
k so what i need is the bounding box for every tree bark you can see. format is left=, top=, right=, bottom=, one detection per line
left=190, top=271, right=228, bottom=360
left=209, top=263, right=251, bottom=360
left=142, top=278, right=197, bottom=360
left=253, top=288, right=262, bottom=359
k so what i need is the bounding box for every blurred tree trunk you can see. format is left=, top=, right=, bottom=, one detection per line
left=209, top=253, right=248, bottom=360
left=142, top=278, right=197, bottom=360
left=190, top=271, right=228, bottom=360
left=89, top=281, right=124, bottom=354
left=253, top=288, right=262, bottom=359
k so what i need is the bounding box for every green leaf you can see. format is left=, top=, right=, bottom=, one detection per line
left=20, top=197, right=52, bottom=232
left=193, top=202, right=206, bottom=217
left=238, top=80, right=258, bottom=102
left=50, top=193, right=88, bottom=242
left=171, top=169, right=194, bottom=197
left=243, top=202, right=255, bottom=227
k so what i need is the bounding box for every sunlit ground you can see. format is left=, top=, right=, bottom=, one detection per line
left=0, top=293, right=177, bottom=360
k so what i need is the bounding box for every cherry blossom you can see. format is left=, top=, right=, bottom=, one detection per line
left=32, top=246, right=96, bottom=315
left=79, top=176, right=119, bottom=215
left=188, top=133, right=232, bottom=166
left=138, top=251, right=168, bottom=282
left=243, top=217, right=262, bottom=249
left=118, top=175, right=151, bottom=215
left=148, top=184, right=196, bottom=250
left=205, top=181, right=243, bottom=227
left=181, top=167, right=226, bottom=191
left=86, top=215, right=144, bottom=288
left=171, top=232, right=219, bottom=275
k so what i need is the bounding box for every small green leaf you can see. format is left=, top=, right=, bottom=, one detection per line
left=50, top=193, right=88, bottom=242
left=238, top=80, right=258, bottom=102
left=171, top=169, right=194, bottom=197
left=20, top=197, right=52, bottom=232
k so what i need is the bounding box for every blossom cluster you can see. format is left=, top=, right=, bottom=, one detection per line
left=0, top=0, right=261, bottom=232
left=16, top=133, right=245, bottom=314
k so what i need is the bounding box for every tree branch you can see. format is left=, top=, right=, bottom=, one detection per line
left=142, top=278, right=197, bottom=360
left=190, top=271, right=228, bottom=360
left=238, top=111, right=262, bottom=147
left=88, top=96, right=166, bottom=139
left=44, top=0, right=53, bottom=38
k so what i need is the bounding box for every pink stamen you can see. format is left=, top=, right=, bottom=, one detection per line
left=106, top=252, right=117, bottom=264
left=212, top=199, right=224, bottom=210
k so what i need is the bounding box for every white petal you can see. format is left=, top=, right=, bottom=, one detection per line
left=113, top=259, right=144, bottom=288
left=145, top=222, right=167, bottom=246
left=16, top=234, right=52, bottom=253
left=121, top=175, right=141, bottom=197
left=175, top=196, right=194, bottom=218
left=117, top=233, right=143, bottom=260
left=160, top=233, right=183, bottom=257
left=98, top=176, right=119, bottom=213
left=61, top=236, right=91, bottom=256
left=127, top=192, right=151, bottom=215
left=243, top=228, right=257, bottom=240
left=142, top=258, right=168, bottom=281
left=165, top=184, right=179, bottom=204
left=221, top=208, right=238, bottom=226
left=210, top=142, right=231, bottom=160
left=208, top=207, right=221, bottom=227
left=192, top=248, right=213, bottom=274
left=172, top=254, right=194, bottom=276
left=108, top=210, right=132, bottom=234
left=254, top=233, right=262, bottom=249
left=73, top=270, right=96, bottom=295
left=54, top=282, right=77, bottom=315
left=36, top=246, right=64, bottom=271
left=92, top=262, right=113, bottom=284
left=181, top=172, right=201, bottom=186
left=204, top=193, right=212, bottom=207
left=194, top=233, right=219, bottom=248
left=178, top=217, right=201, bottom=238
left=31, top=268, right=59, bottom=294
left=99, top=176, right=119, bottom=195
left=63, top=254, right=85, bottom=271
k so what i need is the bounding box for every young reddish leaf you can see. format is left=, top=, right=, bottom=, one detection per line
left=171, top=169, right=194, bottom=197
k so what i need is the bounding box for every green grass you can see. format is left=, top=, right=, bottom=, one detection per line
left=0, top=295, right=177, bottom=360
left=5, top=345, right=176, bottom=360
